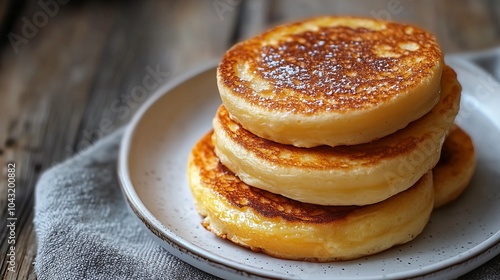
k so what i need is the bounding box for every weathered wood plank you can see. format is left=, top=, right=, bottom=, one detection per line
left=0, top=2, right=119, bottom=279
left=268, top=0, right=500, bottom=52
left=1, top=0, right=499, bottom=279
left=0, top=0, right=239, bottom=279
left=73, top=0, right=239, bottom=151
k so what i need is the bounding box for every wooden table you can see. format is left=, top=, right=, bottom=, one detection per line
left=1, top=0, right=499, bottom=279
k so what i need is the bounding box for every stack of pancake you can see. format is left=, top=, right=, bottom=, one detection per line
left=187, top=16, right=476, bottom=261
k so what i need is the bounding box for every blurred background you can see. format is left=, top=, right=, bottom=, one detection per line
left=0, top=0, right=499, bottom=278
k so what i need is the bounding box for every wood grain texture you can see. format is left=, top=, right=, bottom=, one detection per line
left=0, top=0, right=238, bottom=279
left=0, top=0, right=499, bottom=279
left=263, top=0, right=500, bottom=52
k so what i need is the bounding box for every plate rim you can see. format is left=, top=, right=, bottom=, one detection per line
left=118, top=57, right=500, bottom=279
left=118, top=60, right=289, bottom=279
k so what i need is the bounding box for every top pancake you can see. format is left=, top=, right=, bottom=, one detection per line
left=217, top=16, right=443, bottom=147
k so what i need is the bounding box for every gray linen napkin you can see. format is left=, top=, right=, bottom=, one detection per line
left=34, top=130, right=217, bottom=280
left=34, top=49, right=500, bottom=280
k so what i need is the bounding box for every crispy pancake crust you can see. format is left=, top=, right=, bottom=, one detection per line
left=213, top=66, right=460, bottom=205
left=433, top=125, right=476, bottom=208
left=188, top=132, right=434, bottom=261
left=218, top=16, right=443, bottom=147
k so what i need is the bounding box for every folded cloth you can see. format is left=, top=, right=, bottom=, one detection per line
left=34, top=49, right=500, bottom=280
left=34, top=130, right=217, bottom=280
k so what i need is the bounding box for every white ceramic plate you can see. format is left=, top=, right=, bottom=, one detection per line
left=118, top=57, right=500, bottom=279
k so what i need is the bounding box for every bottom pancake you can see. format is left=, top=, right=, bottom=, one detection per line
left=433, top=125, right=476, bottom=208
left=188, top=131, right=434, bottom=262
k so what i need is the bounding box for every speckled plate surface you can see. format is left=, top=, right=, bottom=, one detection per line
left=118, top=57, right=500, bottom=279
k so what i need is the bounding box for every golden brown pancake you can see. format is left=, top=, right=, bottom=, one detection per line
left=188, top=132, right=434, bottom=261
left=213, top=65, right=460, bottom=206
left=433, top=125, right=476, bottom=208
left=217, top=16, right=443, bottom=147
